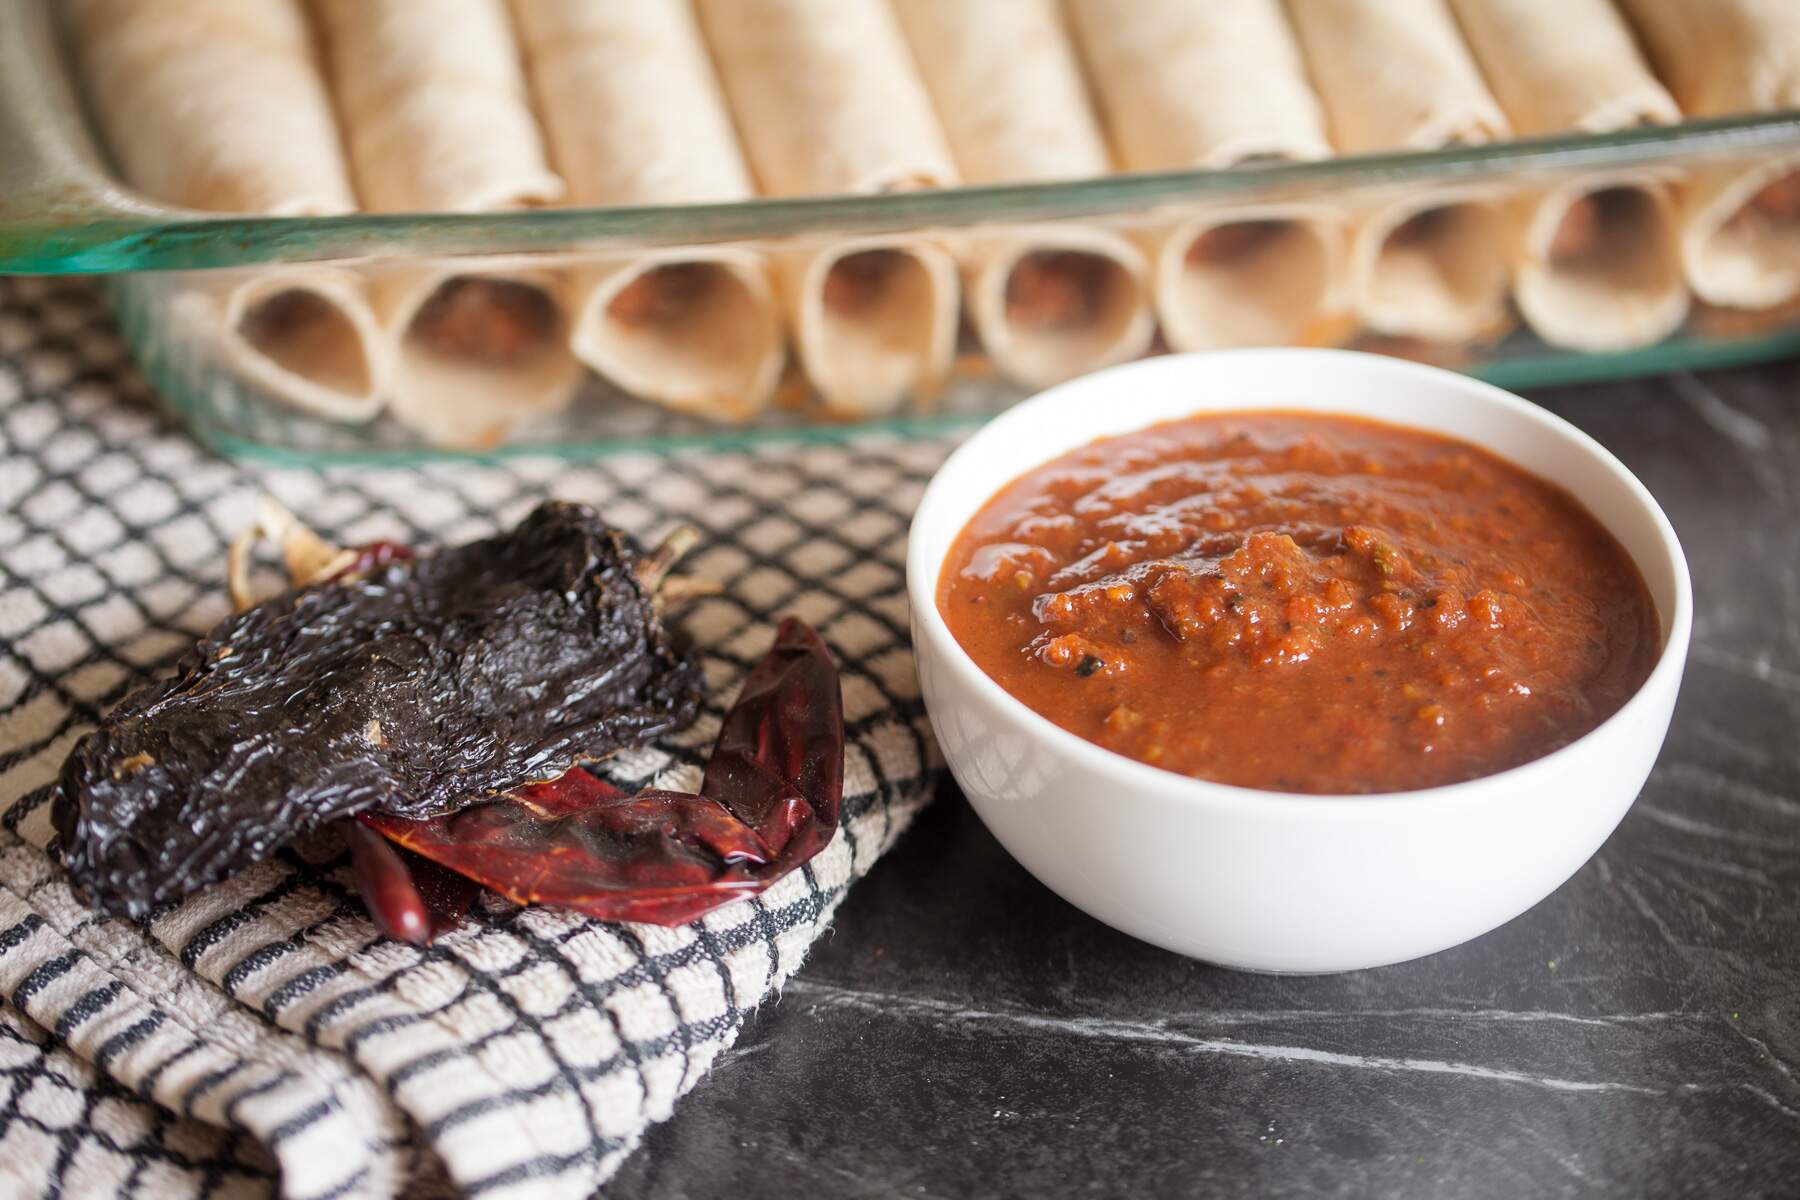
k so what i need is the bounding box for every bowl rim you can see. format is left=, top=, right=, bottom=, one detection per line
left=905, top=347, right=1694, bottom=815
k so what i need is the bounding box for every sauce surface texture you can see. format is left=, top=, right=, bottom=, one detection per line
left=938, top=411, right=1660, bottom=793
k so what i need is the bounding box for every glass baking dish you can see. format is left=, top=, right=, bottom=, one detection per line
left=6, top=0, right=1800, bottom=462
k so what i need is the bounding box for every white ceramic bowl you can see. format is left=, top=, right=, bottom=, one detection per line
left=908, top=350, right=1691, bottom=973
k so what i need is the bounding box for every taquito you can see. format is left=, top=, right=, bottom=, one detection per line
left=696, top=0, right=955, bottom=196
left=698, top=0, right=959, bottom=415
left=1067, top=0, right=1345, bottom=351
left=367, top=262, right=580, bottom=450
left=1287, top=0, right=1514, bottom=342
left=309, top=0, right=561, bottom=213
left=769, top=242, right=960, bottom=419
left=510, top=0, right=782, bottom=421
left=219, top=269, right=388, bottom=423
left=892, top=0, right=1152, bottom=386
left=63, top=0, right=385, bottom=421
left=1617, top=0, right=1800, bottom=308
left=311, top=0, right=577, bottom=443
left=1450, top=0, right=1686, bottom=350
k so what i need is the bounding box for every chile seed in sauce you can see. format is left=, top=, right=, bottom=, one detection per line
left=938, top=411, right=1661, bottom=794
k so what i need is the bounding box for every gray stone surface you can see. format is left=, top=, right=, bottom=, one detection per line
left=611, top=366, right=1800, bottom=1199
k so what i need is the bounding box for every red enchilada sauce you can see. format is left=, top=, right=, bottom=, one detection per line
left=938, top=412, right=1660, bottom=793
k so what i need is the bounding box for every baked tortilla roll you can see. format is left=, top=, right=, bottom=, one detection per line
left=1449, top=0, right=1677, bottom=138
left=311, top=0, right=576, bottom=442
left=1449, top=0, right=1686, bottom=350
left=1617, top=0, right=1800, bottom=308
left=1156, top=210, right=1347, bottom=351
left=771, top=241, right=960, bottom=417
left=1287, top=0, right=1513, bottom=341
left=64, top=0, right=386, bottom=421
left=309, top=0, right=561, bottom=213
left=1345, top=196, right=1512, bottom=342
left=1670, top=165, right=1800, bottom=310
left=1067, top=0, right=1329, bottom=168
left=1067, top=0, right=1345, bottom=351
left=371, top=263, right=581, bottom=449
left=569, top=253, right=782, bottom=423
left=65, top=0, right=353, bottom=214
left=892, top=0, right=1151, bottom=386
left=510, top=0, right=782, bottom=420
left=1509, top=179, right=1687, bottom=351
left=965, top=232, right=1153, bottom=388
left=696, top=0, right=957, bottom=196
left=217, top=269, right=387, bottom=423
left=699, top=0, right=959, bottom=413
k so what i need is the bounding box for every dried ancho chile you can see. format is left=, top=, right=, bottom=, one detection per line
left=56, top=500, right=705, bottom=918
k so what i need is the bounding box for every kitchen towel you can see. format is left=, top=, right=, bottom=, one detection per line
left=0, top=276, right=948, bottom=1198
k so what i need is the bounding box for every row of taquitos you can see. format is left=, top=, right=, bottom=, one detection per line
left=65, top=0, right=1800, bottom=444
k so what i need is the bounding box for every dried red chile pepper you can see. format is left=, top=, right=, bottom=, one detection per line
left=55, top=501, right=704, bottom=919
left=362, top=616, right=844, bottom=928
left=346, top=821, right=481, bottom=943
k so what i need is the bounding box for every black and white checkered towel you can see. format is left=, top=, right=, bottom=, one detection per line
left=0, top=278, right=952, bottom=1198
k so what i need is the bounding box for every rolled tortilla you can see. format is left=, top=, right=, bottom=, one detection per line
left=309, top=0, right=561, bottom=213
left=770, top=241, right=959, bottom=418
left=1287, top=0, right=1507, bottom=154
left=1066, top=0, right=1345, bottom=351
left=218, top=269, right=388, bottom=423
left=369, top=262, right=581, bottom=449
left=63, top=0, right=354, bottom=215
left=1449, top=0, right=1686, bottom=350
left=509, top=0, right=782, bottom=420
left=1448, top=0, right=1678, bottom=138
left=892, top=0, right=1109, bottom=185
left=1615, top=0, right=1800, bottom=117
left=1156, top=210, right=1348, bottom=352
left=310, top=0, right=577, bottom=442
left=891, top=0, right=1150, bottom=386
left=698, top=0, right=959, bottom=413
left=1616, top=0, right=1800, bottom=308
left=569, top=253, right=783, bottom=424
left=1346, top=196, right=1512, bottom=342
left=1066, top=0, right=1330, bottom=170
left=214, top=264, right=386, bottom=423
left=1511, top=179, right=1687, bottom=351
left=696, top=0, right=957, bottom=196
left=963, top=232, right=1154, bottom=388
left=63, top=0, right=386, bottom=421
left=1673, top=165, right=1800, bottom=310
left=1287, top=0, right=1514, bottom=341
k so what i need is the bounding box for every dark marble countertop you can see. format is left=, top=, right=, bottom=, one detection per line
left=611, top=366, right=1800, bottom=1199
